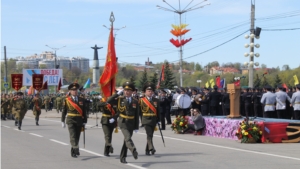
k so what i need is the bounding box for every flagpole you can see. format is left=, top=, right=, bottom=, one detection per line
left=110, top=12, right=115, bottom=96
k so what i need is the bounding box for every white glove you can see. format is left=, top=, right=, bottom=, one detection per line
left=134, top=130, right=138, bottom=133
left=90, top=100, right=93, bottom=102
left=61, top=122, right=65, bottom=128
left=219, top=102, right=222, bottom=105
left=109, top=118, right=115, bottom=123
left=282, top=106, right=286, bottom=109
left=117, top=89, right=124, bottom=95
left=198, top=98, right=202, bottom=101
left=157, top=122, right=161, bottom=125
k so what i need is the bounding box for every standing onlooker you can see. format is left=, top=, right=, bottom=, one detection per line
left=291, top=84, right=300, bottom=120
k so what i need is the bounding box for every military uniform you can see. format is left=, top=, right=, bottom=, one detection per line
left=32, top=94, right=43, bottom=125
left=61, top=83, right=87, bottom=158
left=10, top=92, right=28, bottom=130
left=56, top=95, right=63, bottom=113
left=252, top=88, right=262, bottom=117
left=261, top=85, right=284, bottom=118
left=140, top=82, right=160, bottom=156
left=44, top=95, right=50, bottom=111
left=109, top=82, right=139, bottom=164
left=1, top=94, right=10, bottom=120
left=275, top=85, right=291, bottom=119
left=291, top=85, right=300, bottom=120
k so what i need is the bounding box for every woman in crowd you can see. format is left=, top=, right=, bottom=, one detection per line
left=183, top=108, right=205, bottom=135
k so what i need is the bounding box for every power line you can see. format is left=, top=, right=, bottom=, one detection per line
left=263, top=28, right=300, bottom=31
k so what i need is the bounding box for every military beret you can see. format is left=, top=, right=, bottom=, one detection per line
left=143, top=82, right=155, bottom=92
left=68, top=83, right=80, bottom=90
left=122, top=81, right=135, bottom=91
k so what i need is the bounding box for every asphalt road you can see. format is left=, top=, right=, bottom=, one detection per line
left=2, top=110, right=300, bottom=169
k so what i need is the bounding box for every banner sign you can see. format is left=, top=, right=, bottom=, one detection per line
left=11, top=74, right=23, bottom=91
left=32, top=74, right=44, bottom=91
left=22, top=69, right=63, bottom=86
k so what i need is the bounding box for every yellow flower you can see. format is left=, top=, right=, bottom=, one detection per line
left=253, top=127, right=258, bottom=131
left=242, top=130, right=245, bottom=134
left=244, top=132, right=249, bottom=135
left=241, top=125, right=246, bottom=129
left=179, top=122, right=183, bottom=126
left=259, top=131, right=262, bottom=135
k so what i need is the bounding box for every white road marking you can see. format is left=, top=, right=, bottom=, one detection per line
left=25, top=117, right=93, bottom=127
left=2, top=125, right=10, bottom=128
left=50, top=139, right=68, bottom=145
left=29, top=133, right=43, bottom=137
left=14, top=129, right=25, bottom=132
left=79, top=148, right=147, bottom=169
left=150, top=133, right=300, bottom=161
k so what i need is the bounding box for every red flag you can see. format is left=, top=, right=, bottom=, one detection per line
left=157, top=64, right=165, bottom=89
left=42, top=81, right=48, bottom=90
left=282, top=83, right=288, bottom=92
left=57, top=78, right=62, bottom=92
left=216, top=76, right=221, bottom=88
left=99, top=25, right=118, bottom=98
left=32, top=74, right=44, bottom=92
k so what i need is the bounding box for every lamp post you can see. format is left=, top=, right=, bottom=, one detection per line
left=45, top=45, right=66, bottom=69
left=157, top=0, right=210, bottom=87
left=197, top=80, right=202, bottom=88
left=243, top=1, right=261, bottom=88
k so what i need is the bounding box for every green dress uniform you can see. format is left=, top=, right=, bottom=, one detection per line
left=61, top=83, right=87, bottom=158
left=1, top=95, right=9, bottom=120
left=109, top=82, right=139, bottom=164
left=44, top=95, right=50, bottom=111
left=32, top=95, right=43, bottom=125
left=140, top=83, right=161, bottom=155
left=98, top=97, right=118, bottom=156
left=10, top=92, right=28, bottom=130
left=56, top=95, right=62, bottom=113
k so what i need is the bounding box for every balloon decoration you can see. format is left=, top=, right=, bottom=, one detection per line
left=170, top=24, right=192, bottom=48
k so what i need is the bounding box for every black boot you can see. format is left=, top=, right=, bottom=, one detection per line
left=71, top=148, right=77, bottom=158
left=151, top=149, right=156, bottom=155
left=75, top=148, right=80, bottom=156
left=132, top=148, right=138, bottom=159
left=120, top=157, right=127, bottom=164
left=145, top=151, right=150, bottom=155
left=104, top=146, right=110, bottom=157
left=18, top=121, right=22, bottom=130
left=109, top=146, right=113, bottom=154
left=35, top=118, right=39, bottom=126
left=15, top=120, right=18, bottom=126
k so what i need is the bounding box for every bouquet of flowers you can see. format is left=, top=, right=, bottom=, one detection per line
left=171, top=115, right=188, bottom=133
left=236, top=120, right=262, bottom=143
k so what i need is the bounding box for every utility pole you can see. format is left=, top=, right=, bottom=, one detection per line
left=157, top=0, right=210, bottom=87
left=4, top=46, right=8, bottom=94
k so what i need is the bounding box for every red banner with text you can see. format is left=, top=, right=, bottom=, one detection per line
left=11, top=74, right=23, bottom=91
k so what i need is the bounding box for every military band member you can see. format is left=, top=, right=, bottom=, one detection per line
left=291, top=84, right=300, bottom=120
left=61, top=83, right=87, bottom=158
left=140, top=82, right=160, bottom=156
left=98, top=95, right=118, bottom=157
left=108, top=81, right=139, bottom=164
left=32, top=93, right=43, bottom=125
left=10, top=92, right=28, bottom=130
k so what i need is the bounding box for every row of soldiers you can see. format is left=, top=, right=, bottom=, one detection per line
left=173, top=84, right=300, bottom=120
left=61, top=81, right=163, bottom=164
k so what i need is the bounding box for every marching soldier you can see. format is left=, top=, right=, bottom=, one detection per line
left=61, top=83, right=87, bottom=158
left=98, top=95, right=118, bottom=157
left=1, top=94, right=9, bottom=120
left=10, top=92, right=28, bottom=130
left=56, top=94, right=63, bottom=113
left=291, top=84, right=300, bottom=120
left=107, top=81, right=139, bottom=164
left=32, top=93, right=43, bottom=125
left=140, top=82, right=160, bottom=156
left=44, top=95, right=50, bottom=112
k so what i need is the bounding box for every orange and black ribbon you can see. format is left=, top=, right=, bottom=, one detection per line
left=66, top=97, right=83, bottom=117
left=141, top=97, right=157, bottom=115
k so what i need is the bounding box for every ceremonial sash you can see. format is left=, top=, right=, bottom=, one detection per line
left=106, top=103, right=116, bottom=116
left=66, top=97, right=83, bottom=117
left=141, top=97, right=157, bottom=115
left=34, top=98, right=41, bottom=111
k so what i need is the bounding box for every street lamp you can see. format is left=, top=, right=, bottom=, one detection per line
left=45, top=45, right=66, bottom=69
left=157, top=0, right=210, bottom=87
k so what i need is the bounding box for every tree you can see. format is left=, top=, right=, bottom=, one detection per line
left=274, top=74, right=282, bottom=87
left=261, top=64, right=267, bottom=69
left=195, top=63, right=202, bottom=71
left=149, top=72, right=158, bottom=88
left=261, top=76, right=269, bottom=87
left=130, top=76, right=136, bottom=87
left=282, top=65, right=290, bottom=71
left=161, top=61, right=176, bottom=89
left=139, top=68, right=148, bottom=88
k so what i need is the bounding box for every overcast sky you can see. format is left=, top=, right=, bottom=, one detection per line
left=1, top=0, right=300, bottom=69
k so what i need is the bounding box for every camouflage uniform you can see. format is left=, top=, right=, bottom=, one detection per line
left=32, top=95, right=43, bottom=125
left=10, top=92, right=28, bottom=130
left=44, top=95, right=50, bottom=111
